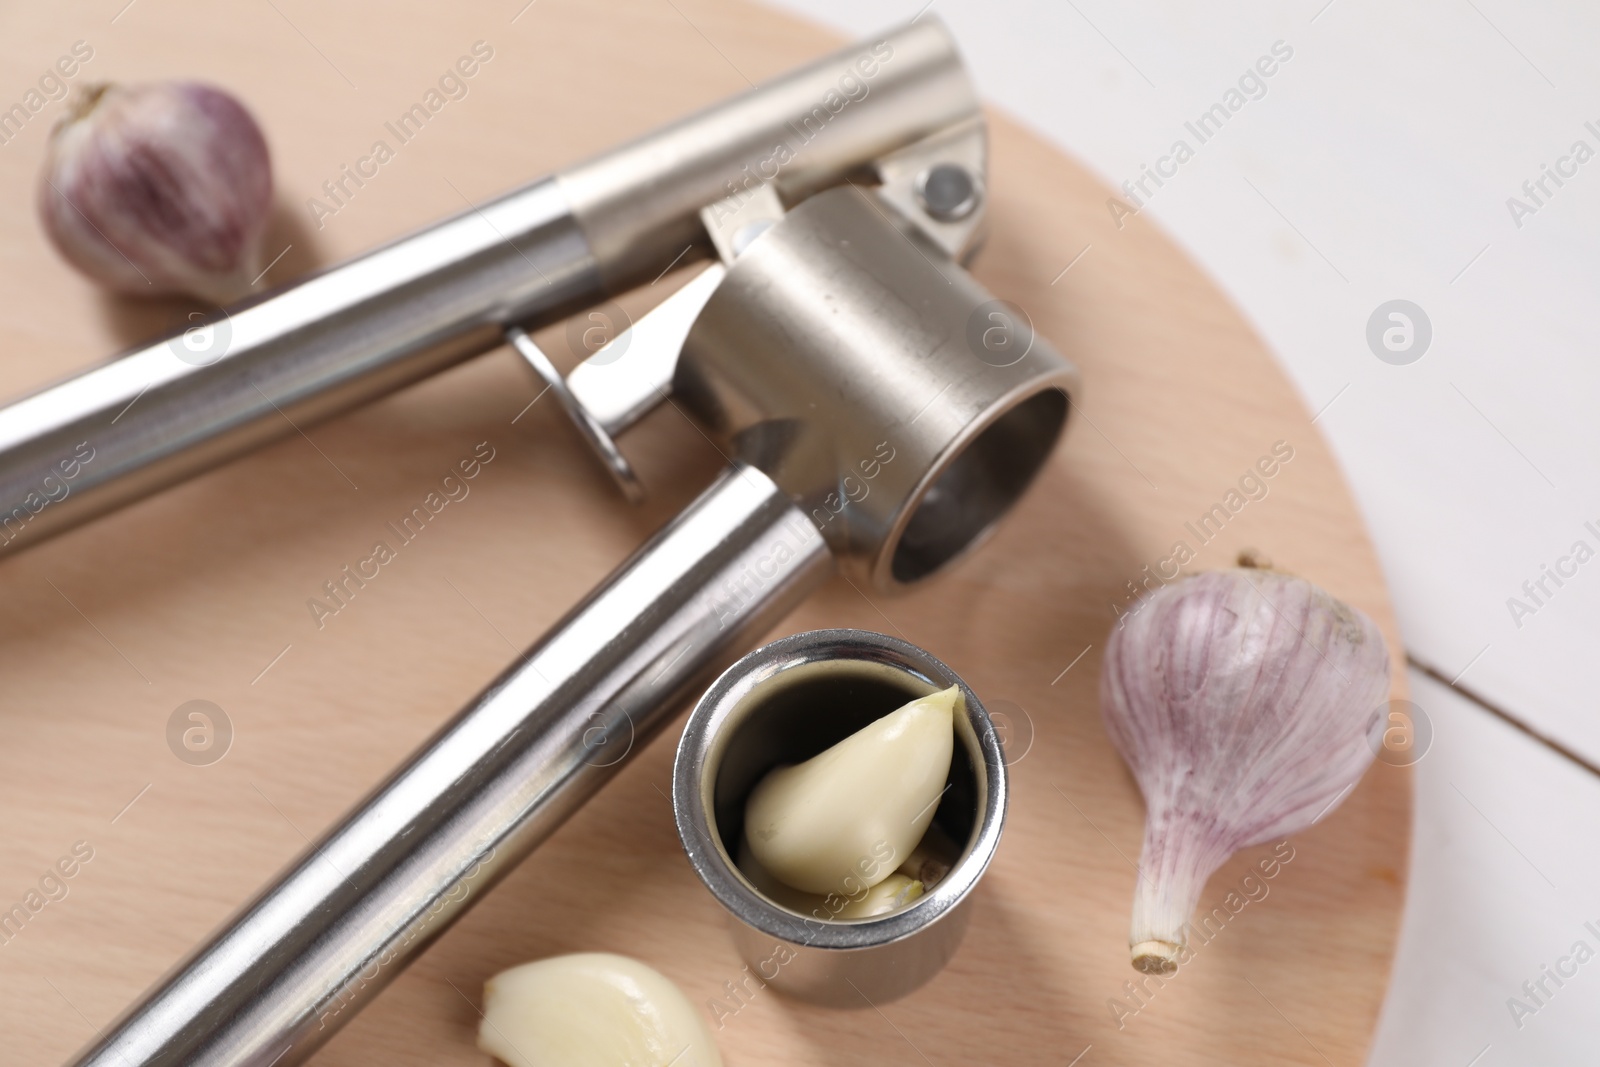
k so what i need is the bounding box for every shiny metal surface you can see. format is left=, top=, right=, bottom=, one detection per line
left=505, top=324, right=644, bottom=502
left=0, top=17, right=978, bottom=558
left=871, top=117, right=988, bottom=260
left=675, top=184, right=1077, bottom=591
left=673, top=628, right=1008, bottom=1006
left=65, top=465, right=831, bottom=1067
left=45, top=17, right=1073, bottom=1065
left=699, top=182, right=787, bottom=266
left=558, top=17, right=978, bottom=287
left=565, top=262, right=727, bottom=437
left=0, top=179, right=597, bottom=555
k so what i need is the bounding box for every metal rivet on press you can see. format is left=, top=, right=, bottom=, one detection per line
left=915, top=163, right=980, bottom=222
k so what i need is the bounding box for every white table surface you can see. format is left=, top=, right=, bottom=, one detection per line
left=760, top=0, right=1600, bottom=1062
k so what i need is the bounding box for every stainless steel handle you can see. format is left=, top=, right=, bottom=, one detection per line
left=39, top=18, right=1003, bottom=1065
left=66, top=464, right=832, bottom=1067
left=0, top=17, right=975, bottom=555
left=0, top=178, right=597, bottom=552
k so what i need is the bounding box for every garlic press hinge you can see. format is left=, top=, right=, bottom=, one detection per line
left=505, top=120, right=988, bottom=502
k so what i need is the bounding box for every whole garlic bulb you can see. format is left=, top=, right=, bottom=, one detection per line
left=1100, top=567, right=1390, bottom=975
left=38, top=81, right=273, bottom=304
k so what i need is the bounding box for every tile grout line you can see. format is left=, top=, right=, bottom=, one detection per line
left=1408, top=654, right=1600, bottom=780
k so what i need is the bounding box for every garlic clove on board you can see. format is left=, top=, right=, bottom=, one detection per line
left=1100, top=568, right=1391, bottom=975
left=743, top=685, right=959, bottom=896
left=479, top=953, right=722, bottom=1067
left=38, top=81, right=273, bottom=304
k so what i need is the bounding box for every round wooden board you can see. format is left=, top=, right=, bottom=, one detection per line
left=0, top=1, right=1410, bottom=1065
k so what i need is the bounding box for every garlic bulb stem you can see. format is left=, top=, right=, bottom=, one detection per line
left=1127, top=812, right=1235, bottom=974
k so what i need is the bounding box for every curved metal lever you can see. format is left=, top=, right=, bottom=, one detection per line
left=504, top=324, right=644, bottom=503
left=564, top=262, right=727, bottom=438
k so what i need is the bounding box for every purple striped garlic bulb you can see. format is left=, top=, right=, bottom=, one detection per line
left=1100, top=567, right=1391, bottom=975
left=38, top=81, right=273, bottom=304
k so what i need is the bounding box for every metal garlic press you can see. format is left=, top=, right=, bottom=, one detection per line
left=0, top=17, right=1077, bottom=1066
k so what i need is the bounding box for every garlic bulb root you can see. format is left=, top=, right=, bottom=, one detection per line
left=1100, top=568, right=1391, bottom=972
left=1126, top=810, right=1237, bottom=975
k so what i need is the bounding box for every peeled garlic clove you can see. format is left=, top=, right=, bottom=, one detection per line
left=832, top=873, right=925, bottom=919
left=1100, top=568, right=1390, bottom=975
left=744, top=685, right=959, bottom=896
left=735, top=839, right=826, bottom=915
left=895, top=819, right=960, bottom=891
left=737, top=841, right=925, bottom=920
left=479, top=953, right=721, bottom=1067
left=38, top=81, right=273, bottom=304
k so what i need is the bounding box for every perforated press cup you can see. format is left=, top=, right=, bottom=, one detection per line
left=672, top=628, right=1007, bottom=1006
